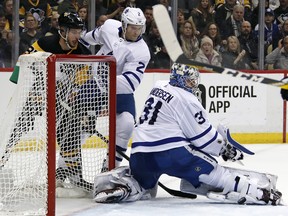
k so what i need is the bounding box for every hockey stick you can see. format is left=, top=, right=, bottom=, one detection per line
left=152, top=4, right=288, bottom=90
left=94, top=130, right=197, bottom=199
left=226, top=129, right=254, bottom=155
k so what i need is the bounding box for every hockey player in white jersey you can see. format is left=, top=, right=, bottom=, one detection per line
left=81, top=7, right=150, bottom=166
left=92, top=63, right=282, bottom=205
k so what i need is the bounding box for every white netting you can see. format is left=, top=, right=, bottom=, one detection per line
left=0, top=52, right=115, bottom=215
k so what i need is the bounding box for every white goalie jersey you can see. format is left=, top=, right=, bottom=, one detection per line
left=131, top=80, right=224, bottom=156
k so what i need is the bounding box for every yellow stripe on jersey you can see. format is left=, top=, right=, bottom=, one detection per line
left=74, top=65, right=91, bottom=85
left=25, top=41, right=44, bottom=54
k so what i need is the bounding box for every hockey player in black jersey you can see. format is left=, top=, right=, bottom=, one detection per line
left=7, top=12, right=98, bottom=193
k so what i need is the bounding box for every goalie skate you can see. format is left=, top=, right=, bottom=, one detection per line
left=94, top=186, right=129, bottom=203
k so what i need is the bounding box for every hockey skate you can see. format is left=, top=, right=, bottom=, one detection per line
left=94, top=186, right=129, bottom=203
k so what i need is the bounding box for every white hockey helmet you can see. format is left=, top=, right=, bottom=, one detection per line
left=169, top=63, right=200, bottom=95
left=121, top=7, right=146, bottom=36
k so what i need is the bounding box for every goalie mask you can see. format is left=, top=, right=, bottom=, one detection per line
left=121, top=7, right=146, bottom=39
left=169, top=63, right=200, bottom=95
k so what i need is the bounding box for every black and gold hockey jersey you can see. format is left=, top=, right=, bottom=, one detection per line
left=10, top=34, right=91, bottom=84
left=25, top=34, right=91, bottom=55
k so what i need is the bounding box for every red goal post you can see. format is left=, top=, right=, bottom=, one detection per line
left=0, top=52, right=116, bottom=216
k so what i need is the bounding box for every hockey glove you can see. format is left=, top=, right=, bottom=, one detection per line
left=280, top=77, right=288, bottom=100
left=220, top=141, right=244, bottom=162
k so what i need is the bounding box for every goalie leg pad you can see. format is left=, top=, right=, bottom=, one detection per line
left=207, top=188, right=282, bottom=205
left=93, top=166, right=146, bottom=203
left=209, top=172, right=282, bottom=205
left=182, top=165, right=281, bottom=205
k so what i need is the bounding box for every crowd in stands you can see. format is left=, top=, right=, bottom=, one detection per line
left=0, top=0, right=287, bottom=70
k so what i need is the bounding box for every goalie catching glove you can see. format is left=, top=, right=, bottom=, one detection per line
left=218, top=124, right=244, bottom=162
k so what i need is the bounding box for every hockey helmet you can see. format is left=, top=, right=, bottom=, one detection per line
left=169, top=63, right=200, bottom=94
left=121, top=7, right=146, bottom=35
left=58, top=12, right=85, bottom=30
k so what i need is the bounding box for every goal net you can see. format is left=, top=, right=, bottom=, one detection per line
left=0, top=52, right=116, bottom=215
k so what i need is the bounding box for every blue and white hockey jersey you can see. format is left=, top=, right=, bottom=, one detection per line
left=131, top=81, right=224, bottom=156
left=81, top=19, right=150, bottom=94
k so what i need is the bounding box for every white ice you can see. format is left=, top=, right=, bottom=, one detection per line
left=56, top=144, right=288, bottom=216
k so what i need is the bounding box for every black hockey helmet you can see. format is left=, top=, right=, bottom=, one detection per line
left=58, top=12, right=85, bottom=29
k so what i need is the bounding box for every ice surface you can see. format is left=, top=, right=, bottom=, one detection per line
left=56, top=144, right=288, bottom=216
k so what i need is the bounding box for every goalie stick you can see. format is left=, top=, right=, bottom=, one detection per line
left=94, top=130, right=197, bottom=199
left=152, top=4, right=288, bottom=90
left=226, top=129, right=254, bottom=155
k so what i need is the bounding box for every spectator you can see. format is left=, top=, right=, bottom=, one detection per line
left=280, top=19, right=288, bottom=38
left=19, top=0, right=52, bottom=34
left=3, top=0, right=12, bottom=30
left=190, top=0, right=215, bottom=35
left=57, top=0, right=79, bottom=15
left=19, top=14, right=43, bottom=54
left=238, top=20, right=259, bottom=69
left=267, top=0, right=280, bottom=10
left=106, top=0, right=126, bottom=21
left=0, top=10, right=8, bottom=34
left=0, top=29, right=12, bottom=67
left=201, top=22, right=224, bottom=53
left=144, top=20, right=163, bottom=68
left=177, top=0, right=192, bottom=18
left=216, top=0, right=251, bottom=10
left=153, top=41, right=170, bottom=69
left=143, top=6, right=153, bottom=37
left=135, top=0, right=158, bottom=11
left=126, top=0, right=136, bottom=8
left=177, top=8, right=186, bottom=37
left=221, top=4, right=245, bottom=40
left=254, top=8, right=281, bottom=56
left=78, top=5, right=88, bottom=30
left=96, top=14, right=108, bottom=27
left=178, top=20, right=200, bottom=59
left=214, top=0, right=237, bottom=34
left=250, top=0, right=270, bottom=29
left=47, top=0, right=59, bottom=8
left=45, top=11, right=60, bottom=36
left=265, top=35, right=288, bottom=69
left=95, top=0, right=108, bottom=19
left=274, top=0, right=288, bottom=26
left=195, top=36, right=222, bottom=66
left=221, top=35, right=249, bottom=69
left=159, top=0, right=171, bottom=13
left=0, top=31, right=7, bottom=67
